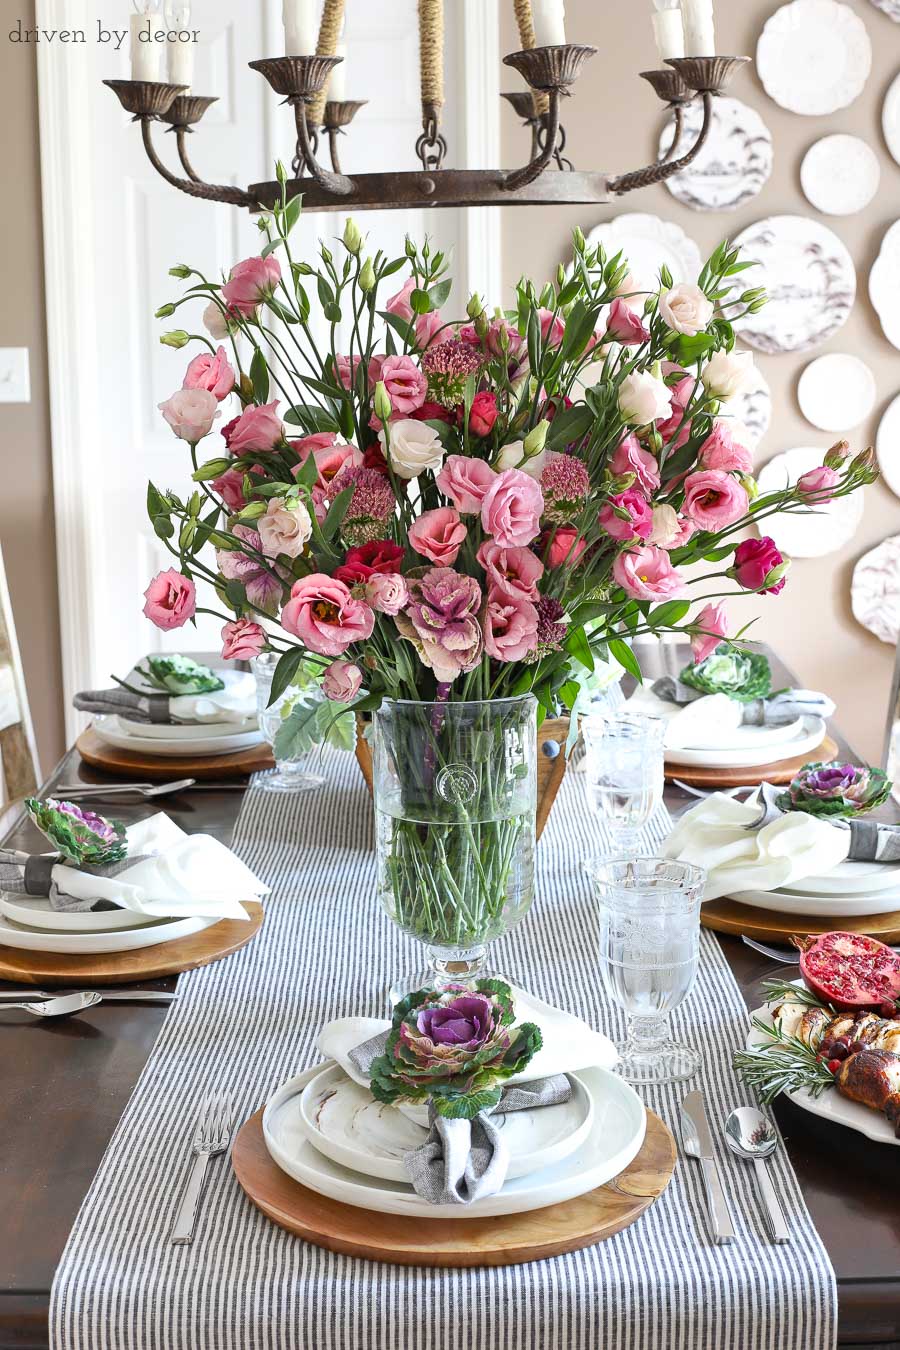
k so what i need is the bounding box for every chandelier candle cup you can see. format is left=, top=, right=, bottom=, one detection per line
left=591, top=857, right=705, bottom=1084
left=583, top=713, right=666, bottom=858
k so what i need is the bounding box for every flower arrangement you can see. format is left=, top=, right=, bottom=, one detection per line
left=25, top=800, right=127, bottom=866
left=144, top=172, right=875, bottom=719
left=776, top=762, right=892, bottom=818
left=368, top=980, right=542, bottom=1119
left=679, top=644, right=772, bottom=702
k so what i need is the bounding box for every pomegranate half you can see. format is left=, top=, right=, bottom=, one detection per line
left=793, top=931, right=900, bottom=1012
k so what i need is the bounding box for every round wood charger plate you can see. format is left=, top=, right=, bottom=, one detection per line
left=665, top=734, right=838, bottom=789
left=0, top=901, right=263, bottom=986
left=232, top=1107, right=675, bottom=1267
left=76, top=726, right=274, bottom=780
left=702, top=897, right=900, bottom=945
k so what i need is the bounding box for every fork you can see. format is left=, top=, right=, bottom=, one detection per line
left=170, top=1093, right=234, bottom=1245
left=54, top=780, right=196, bottom=799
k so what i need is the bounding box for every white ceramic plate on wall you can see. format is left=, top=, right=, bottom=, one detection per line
left=869, top=221, right=900, bottom=349
left=659, top=97, right=773, bottom=212
left=800, top=135, right=880, bottom=216
left=876, top=394, right=900, bottom=498
left=797, top=353, right=876, bottom=431
left=581, top=214, right=701, bottom=293
left=882, top=72, right=900, bottom=166
left=757, top=0, right=872, bottom=115
left=851, top=534, right=900, bottom=644
left=756, top=447, right=865, bottom=557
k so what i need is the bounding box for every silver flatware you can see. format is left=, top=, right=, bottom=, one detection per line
left=742, top=936, right=800, bottom=964
left=680, top=1091, right=736, bottom=1244
left=724, top=1106, right=790, bottom=1244
left=171, top=1093, right=234, bottom=1245
left=0, top=991, right=103, bottom=1018
left=0, top=988, right=176, bottom=1004
left=53, top=779, right=196, bottom=799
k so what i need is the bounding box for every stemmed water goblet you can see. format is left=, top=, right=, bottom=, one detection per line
left=582, top=710, right=666, bottom=858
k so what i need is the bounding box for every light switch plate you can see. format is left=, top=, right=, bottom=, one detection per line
left=0, top=349, right=31, bottom=403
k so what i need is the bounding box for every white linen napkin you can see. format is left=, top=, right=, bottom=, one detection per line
left=663, top=791, right=850, bottom=901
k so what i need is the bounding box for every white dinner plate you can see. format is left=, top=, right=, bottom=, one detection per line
left=297, top=1062, right=595, bottom=1184
left=93, top=716, right=264, bottom=758
left=659, top=96, right=772, bottom=213
left=118, top=717, right=257, bottom=742
left=0, top=910, right=216, bottom=954
left=782, top=859, right=900, bottom=896
left=757, top=1, right=872, bottom=116
left=851, top=535, right=900, bottom=646
left=677, top=717, right=804, bottom=753
left=263, top=1063, right=646, bottom=1219
left=748, top=995, right=898, bottom=1147
left=665, top=716, right=825, bottom=768
left=727, top=885, right=900, bottom=918
left=0, top=893, right=161, bottom=933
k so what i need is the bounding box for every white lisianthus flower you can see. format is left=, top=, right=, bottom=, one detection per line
left=658, top=283, right=714, bottom=336
left=648, top=503, right=680, bottom=548
left=258, top=497, right=313, bottom=559
left=702, top=349, right=755, bottom=402
left=202, top=300, right=233, bottom=340
left=492, top=439, right=548, bottom=480
left=380, top=418, right=444, bottom=480
left=618, top=370, right=672, bottom=426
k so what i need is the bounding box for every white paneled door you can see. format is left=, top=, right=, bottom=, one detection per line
left=39, top=0, right=499, bottom=736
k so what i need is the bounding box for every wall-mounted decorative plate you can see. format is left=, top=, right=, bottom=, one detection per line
left=852, top=535, right=900, bottom=644
left=659, top=97, right=773, bottom=212
left=729, top=360, right=772, bottom=450
left=800, top=134, right=880, bottom=215
left=883, top=71, right=900, bottom=165
left=869, top=221, right=900, bottom=349
left=727, top=216, right=856, bottom=354
left=756, top=446, right=865, bottom=557
left=797, top=353, right=877, bottom=431
left=876, top=392, right=900, bottom=497
left=869, top=0, right=900, bottom=20
left=757, top=0, right=872, bottom=115
left=581, top=214, right=701, bottom=293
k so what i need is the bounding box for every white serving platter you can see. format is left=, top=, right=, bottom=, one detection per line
left=93, top=716, right=264, bottom=758
left=297, top=1062, right=594, bottom=1184
left=0, top=893, right=160, bottom=934
left=263, top=1062, right=647, bottom=1219
left=664, top=717, right=826, bottom=769
left=757, top=0, right=872, bottom=115
left=0, top=910, right=215, bottom=955
left=756, top=447, right=864, bottom=558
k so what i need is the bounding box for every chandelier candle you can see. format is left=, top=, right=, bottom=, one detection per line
left=165, top=1, right=193, bottom=89
left=531, top=0, right=567, bottom=47
left=652, top=0, right=685, bottom=61
left=283, top=0, right=317, bottom=56
left=329, top=38, right=347, bottom=102
left=130, top=0, right=165, bottom=81
left=681, top=0, right=715, bottom=56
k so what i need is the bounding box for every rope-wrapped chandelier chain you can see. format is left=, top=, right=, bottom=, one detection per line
left=417, top=0, right=447, bottom=171
left=308, top=0, right=346, bottom=129
left=512, top=0, right=550, bottom=116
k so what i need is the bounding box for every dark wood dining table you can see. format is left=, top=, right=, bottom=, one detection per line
left=0, top=645, right=898, bottom=1350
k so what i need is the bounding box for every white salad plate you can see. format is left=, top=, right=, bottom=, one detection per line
left=296, top=1062, right=594, bottom=1184
left=727, top=217, right=856, bottom=354
left=876, top=395, right=900, bottom=499
left=782, top=859, right=900, bottom=897
left=581, top=213, right=701, bottom=292
left=664, top=717, right=825, bottom=769
left=797, top=353, right=876, bottom=432
left=729, top=885, right=900, bottom=919
left=0, top=893, right=160, bottom=934
left=118, top=717, right=258, bottom=742
left=92, top=716, right=264, bottom=758
left=748, top=993, right=898, bottom=1147
left=883, top=72, right=900, bottom=168
left=683, top=717, right=805, bottom=752
left=869, top=221, right=900, bottom=351
left=757, top=0, right=872, bottom=116
left=263, top=1062, right=647, bottom=1218
left=800, top=135, right=880, bottom=217
left=659, top=97, right=772, bottom=213
left=756, top=447, right=865, bottom=558
left=0, top=910, right=215, bottom=954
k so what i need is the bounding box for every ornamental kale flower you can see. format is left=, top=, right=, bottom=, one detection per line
left=679, top=644, right=771, bottom=702
left=330, top=465, right=396, bottom=545
left=369, top=980, right=542, bottom=1119
left=776, top=761, right=892, bottom=818
left=25, top=799, right=127, bottom=866
left=138, top=654, right=224, bottom=696
left=420, top=339, right=483, bottom=408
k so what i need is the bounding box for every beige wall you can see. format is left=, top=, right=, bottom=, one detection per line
left=500, top=0, right=900, bottom=762
left=0, top=0, right=64, bottom=775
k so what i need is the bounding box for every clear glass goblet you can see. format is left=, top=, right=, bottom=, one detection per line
left=590, top=856, right=705, bottom=1085
left=252, top=652, right=326, bottom=793
left=582, top=710, right=666, bottom=857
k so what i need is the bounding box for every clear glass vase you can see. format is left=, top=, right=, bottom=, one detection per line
left=373, top=695, right=537, bottom=994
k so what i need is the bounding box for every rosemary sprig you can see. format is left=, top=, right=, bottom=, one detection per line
left=733, top=1016, right=836, bottom=1104
left=760, top=978, right=834, bottom=1013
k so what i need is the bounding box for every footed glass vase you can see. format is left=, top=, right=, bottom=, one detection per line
left=373, top=696, right=537, bottom=994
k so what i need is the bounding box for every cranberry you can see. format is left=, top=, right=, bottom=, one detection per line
left=818, top=1039, right=833, bottom=1057
left=848, top=1040, right=866, bottom=1055
left=827, top=1059, right=842, bottom=1074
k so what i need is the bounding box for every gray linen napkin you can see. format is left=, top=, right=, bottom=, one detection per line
left=744, top=783, right=900, bottom=863
left=0, top=849, right=148, bottom=911
left=349, top=1030, right=571, bottom=1205
left=73, top=688, right=174, bottom=724
left=651, top=676, right=834, bottom=727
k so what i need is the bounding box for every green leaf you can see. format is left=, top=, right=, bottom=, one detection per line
left=293, top=451, right=320, bottom=489
left=321, top=485, right=354, bottom=541
left=283, top=193, right=302, bottom=236
left=433, top=1089, right=502, bottom=1120
left=380, top=311, right=414, bottom=345
left=147, top=482, right=168, bottom=518
left=249, top=348, right=270, bottom=403
left=428, top=279, right=451, bottom=308
left=546, top=404, right=594, bottom=450
left=273, top=697, right=324, bottom=760
left=283, top=404, right=341, bottom=433
left=559, top=678, right=581, bottom=711
left=323, top=302, right=342, bottom=324
left=608, top=637, right=643, bottom=682
left=268, top=648, right=306, bottom=707
left=649, top=599, right=690, bottom=628
left=316, top=274, right=335, bottom=309
left=409, top=287, right=432, bottom=315
left=563, top=626, right=594, bottom=673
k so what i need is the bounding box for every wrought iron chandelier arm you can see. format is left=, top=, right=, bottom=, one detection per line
left=139, top=118, right=255, bottom=207
left=293, top=104, right=354, bottom=196
left=174, top=129, right=202, bottom=183
left=659, top=104, right=684, bottom=164
left=608, top=90, right=712, bottom=196
left=503, top=87, right=561, bottom=191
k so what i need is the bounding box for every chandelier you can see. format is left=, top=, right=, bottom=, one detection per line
left=105, top=0, right=749, bottom=213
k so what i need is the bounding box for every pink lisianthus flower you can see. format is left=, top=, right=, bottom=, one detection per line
left=142, top=569, right=196, bottom=630
left=648, top=503, right=696, bottom=550
left=733, top=537, right=788, bottom=595
left=224, top=401, right=283, bottom=454
left=483, top=588, right=539, bottom=663
left=476, top=540, right=544, bottom=601
left=605, top=298, right=649, bottom=346
left=599, top=488, right=654, bottom=542
left=396, top=567, right=483, bottom=682
left=415, top=310, right=450, bottom=350
left=381, top=354, right=428, bottom=416
left=220, top=618, right=267, bottom=661
left=292, top=436, right=363, bottom=492
left=797, top=465, right=840, bottom=502
left=335, top=354, right=363, bottom=391
left=656, top=374, right=696, bottom=451
left=281, top=573, right=375, bottom=656
left=609, top=435, right=661, bottom=493
left=221, top=255, right=281, bottom=316
left=538, top=308, right=566, bottom=346
left=366, top=572, right=408, bottom=615
left=321, top=659, right=363, bottom=702
left=481, top=468, right=544, bottom=548
left=612, top=546, right=687, bottom=601
left=183, top=345, right=236, bottom=401
left=216, top=524, right=285, bottom=615
left=690, top=602, right=729, bottom=664
left=544, top=526, right=588, bottom=569
left=698, top=421, right=754, bottom=474
left=436, top=454, right=498, bottom=514
left=211, top=464, right=263, bottom=514
left=158, top=388, right=220, bottom=443
left=409, top=507, right=467, bottom=566
left=459, top=318, right=529, bottom=385
left=682, top=469, right=749, bottom=530
left=385, top=277, right=416, bottom=323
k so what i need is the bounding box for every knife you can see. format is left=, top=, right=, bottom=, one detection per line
left=681, top=1091, right=736, bottom=1244
left=0, top=989, right=176, bottom=1004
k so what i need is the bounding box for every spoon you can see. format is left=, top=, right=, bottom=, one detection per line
left=52, top=779, right=196, bottom=800
left=724, top=1106, right=790, bottom=1244
left=0, top=991, right=103, bottom=1019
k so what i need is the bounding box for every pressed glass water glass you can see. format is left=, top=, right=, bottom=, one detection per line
left=582, top=711, right=666, bottom=856
left=590, top=857, right=705, bottom=1085
left=252, top=652, right=326, bottom=793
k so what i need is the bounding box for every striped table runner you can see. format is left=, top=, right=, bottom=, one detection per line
left=50, top=749, right=836, bottom=1350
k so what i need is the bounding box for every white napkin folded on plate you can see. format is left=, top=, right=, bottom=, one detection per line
left=51, top=813, right=269, bottom=921
left=119, top=671, right=258, bottom=729
left=663, top=791, right=851, bottom=901
left=627, top=686, right=743, bottom=750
